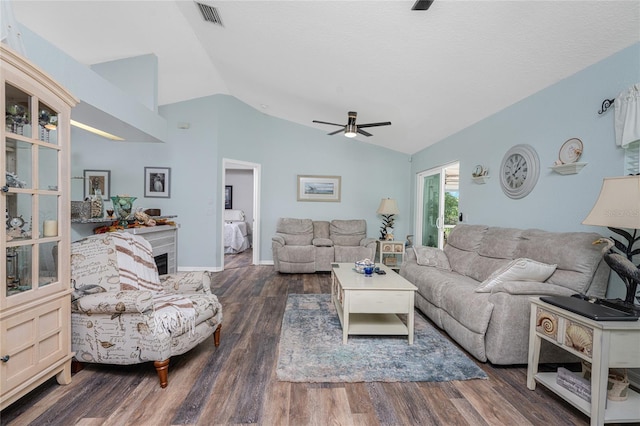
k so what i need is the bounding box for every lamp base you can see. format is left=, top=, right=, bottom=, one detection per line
left=597, top=298, right=640, bottom=316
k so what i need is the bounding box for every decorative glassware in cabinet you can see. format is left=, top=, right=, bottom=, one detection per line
left=5, top=83, right=32, bottom=138
left=5, top=245, right=33, bottom=295
left=37, top=100, right=58, bottom=144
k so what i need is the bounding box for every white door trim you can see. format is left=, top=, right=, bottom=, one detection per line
left=222, top=158, right=261, bottom=268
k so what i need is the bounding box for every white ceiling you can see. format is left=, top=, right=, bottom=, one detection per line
left=10, top=0, right=640, bottom=154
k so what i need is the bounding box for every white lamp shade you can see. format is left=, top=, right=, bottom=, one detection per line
left=377, top=198, right=400, bottom=215
left=582, top=175, right=640, bottom=229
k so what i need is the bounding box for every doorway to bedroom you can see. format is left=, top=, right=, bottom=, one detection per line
left=222, top=159, right=261, bottom=269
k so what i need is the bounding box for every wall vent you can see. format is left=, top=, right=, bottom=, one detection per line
left=195, top=2, right=223, bottom=26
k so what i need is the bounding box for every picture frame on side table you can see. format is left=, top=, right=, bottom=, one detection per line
left=83, top=169, right=110, bottom=200
left=297, top=175, right=341, bottom=202
left=144, top=167, right=171, bottom=198
left=225, top=185, right=233, bottom=209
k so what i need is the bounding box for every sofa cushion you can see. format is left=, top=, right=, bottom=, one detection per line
left=475, top=258, right=557, bottom=293
left=330, top=219, right=367, bottom=246
left=276, top=218, right=313, bottom=245
left=413, top=246, right=451, bottom=270
left=515, top=229, right=605, bottom=293
left=313, top=221, right=330, bottom=239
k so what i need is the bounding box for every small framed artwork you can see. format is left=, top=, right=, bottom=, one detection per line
left=225, top=185, right=233, bottom=209
left=83, top=170, right=110, bottom=200
left=297, top=175, right=341, bottom=202
left=144, top=167, right=171, bottom=198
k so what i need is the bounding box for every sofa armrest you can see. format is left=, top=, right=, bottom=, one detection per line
left=360, top=237, right=377, bottom=248
left=72, top=290, right=154, bottom=314
left=313, top=238, right=334, bottom=247
left=159, top=271, right=213, bottom=294
left=490, top=281, right=576, bottom=297
left=272, top=235, right=285, bottom=247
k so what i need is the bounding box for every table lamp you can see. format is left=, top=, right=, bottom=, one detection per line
left=582, top=175, right=640, bottom=312
left=377, top=198, right=399, bottom=240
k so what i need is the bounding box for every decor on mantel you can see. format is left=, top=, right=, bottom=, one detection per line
left=110, top=196, right=137, bottom=221
left=583, top=175, right=640, bottom=312
left=377, top=198, right=399, bottom=240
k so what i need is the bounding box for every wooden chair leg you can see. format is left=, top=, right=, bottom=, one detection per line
left=154, top=359, right=170, bottom=388
left=214, top=324, right=222, bottom=347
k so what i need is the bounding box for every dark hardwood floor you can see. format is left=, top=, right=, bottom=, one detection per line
left=2, top=249, right=595, bottom=425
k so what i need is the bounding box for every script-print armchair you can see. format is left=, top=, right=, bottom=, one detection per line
left=70, top=232, right=222, bottom=388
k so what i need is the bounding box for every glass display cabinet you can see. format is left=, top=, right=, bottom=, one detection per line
left=1, top=44, right=78, bottom=410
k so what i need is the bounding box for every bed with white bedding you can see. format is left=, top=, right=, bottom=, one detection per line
left=224, top=210, right=251, bottom=254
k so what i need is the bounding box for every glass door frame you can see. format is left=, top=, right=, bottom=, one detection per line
left=415, top=161, right=459, bottom=249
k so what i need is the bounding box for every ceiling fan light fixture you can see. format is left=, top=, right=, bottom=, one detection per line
left=345, top=123, right=357, bottom=138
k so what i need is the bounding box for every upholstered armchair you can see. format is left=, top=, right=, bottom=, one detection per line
left=70, top=232, right=222, bottom=388
left=272, top=218, right=376, bottom=273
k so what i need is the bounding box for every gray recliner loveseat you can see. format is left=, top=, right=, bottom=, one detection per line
left=272, top=218, right=377, bottom=273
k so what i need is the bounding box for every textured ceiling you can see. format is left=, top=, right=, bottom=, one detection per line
left=11, top=0, right=640, bottom=154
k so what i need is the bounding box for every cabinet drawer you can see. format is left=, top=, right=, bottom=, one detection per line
left=349, top=291, right=411, bottom=313
left=535, top=307, right=559, bottom=341
left=1, top=297, right=70, bottom=394
left=564, top=320, right=593, bottom=358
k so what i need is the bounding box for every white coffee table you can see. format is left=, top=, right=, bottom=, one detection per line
left=331, top=263, right=418, bottom=344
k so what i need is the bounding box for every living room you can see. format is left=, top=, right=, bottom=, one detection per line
left=2, top=1, right=640, bottom=424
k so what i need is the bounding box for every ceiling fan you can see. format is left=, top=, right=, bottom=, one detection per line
left=312, top=111, right=391, bottom=138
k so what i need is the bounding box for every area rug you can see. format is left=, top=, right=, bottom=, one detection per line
left=276, top=294, right=488, bottom=383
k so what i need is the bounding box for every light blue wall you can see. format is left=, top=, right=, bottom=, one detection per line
left=409, top=42, right=640, bottom=298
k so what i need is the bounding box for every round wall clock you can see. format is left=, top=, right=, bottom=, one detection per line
left=499, top=144, right=540, bottom=199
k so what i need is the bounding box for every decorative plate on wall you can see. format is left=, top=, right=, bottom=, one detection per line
left=559, top=138, right=583, bottom=164
left=499, top=144, right=540, bottom=199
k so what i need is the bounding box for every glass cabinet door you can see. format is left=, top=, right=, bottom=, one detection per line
left=4, top=82, right=63, bottom=300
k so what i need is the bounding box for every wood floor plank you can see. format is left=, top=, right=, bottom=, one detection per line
left=1, top=249, right=593, bottom=426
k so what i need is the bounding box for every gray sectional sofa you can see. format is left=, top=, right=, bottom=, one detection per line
left=272, top=218, right=377, bottom=273
left=400, top=224, right=610, bottom=365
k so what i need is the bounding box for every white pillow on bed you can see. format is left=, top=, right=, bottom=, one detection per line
left=475, top=258, right=557, bottom=293
left=224, top=209, right=245, bottom=221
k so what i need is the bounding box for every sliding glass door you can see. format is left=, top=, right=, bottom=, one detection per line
left=416, top=162, right=459, bottom=248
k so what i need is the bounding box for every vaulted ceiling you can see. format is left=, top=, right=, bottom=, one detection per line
left=11, top=0, right=640, bottom=154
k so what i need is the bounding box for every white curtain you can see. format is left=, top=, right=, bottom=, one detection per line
left=614, top=83, right=640, bottom=148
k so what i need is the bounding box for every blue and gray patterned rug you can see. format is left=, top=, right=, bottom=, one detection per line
left=276, top=293, right=488, bottom=383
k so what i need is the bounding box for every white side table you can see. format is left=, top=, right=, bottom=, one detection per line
left=376, top=240, right=405, bottom=271
left=527, top=297, right=640, bottom=425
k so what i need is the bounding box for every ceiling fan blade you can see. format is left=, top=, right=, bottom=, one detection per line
left=357, top=121, right=392, bottom=128
left=328, top=128, right=346, bottom=136
left=357, top=128, right=373, bottom=137
left=312, top=120, right=344, bottom=127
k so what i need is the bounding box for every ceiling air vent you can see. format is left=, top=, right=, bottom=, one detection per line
left=195, top=2, right=223, bottom=26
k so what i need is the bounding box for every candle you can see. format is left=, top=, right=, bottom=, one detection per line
left=43, top=220, right=57, bottom=237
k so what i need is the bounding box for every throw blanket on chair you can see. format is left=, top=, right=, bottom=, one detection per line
left=113, top=233, right=196, bottom=335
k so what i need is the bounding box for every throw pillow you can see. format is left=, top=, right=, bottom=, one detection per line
left=413, top=246, right=451, bottom=270
left=475, top=258, right=557, bottom=293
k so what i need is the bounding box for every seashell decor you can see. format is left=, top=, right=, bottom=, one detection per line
left=536, top=308, right=558, bottom=340
left=564, top=323, right=593, bottom=357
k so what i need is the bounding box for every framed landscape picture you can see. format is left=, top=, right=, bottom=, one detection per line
left=297, top=175, right=341, bottom=202
left=144, top=167, right=171, bottom=198
left=83, top=169, right=110, bottom=200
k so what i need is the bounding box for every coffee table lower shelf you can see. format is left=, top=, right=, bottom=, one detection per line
left=334, top=305, right=410, bottom=337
